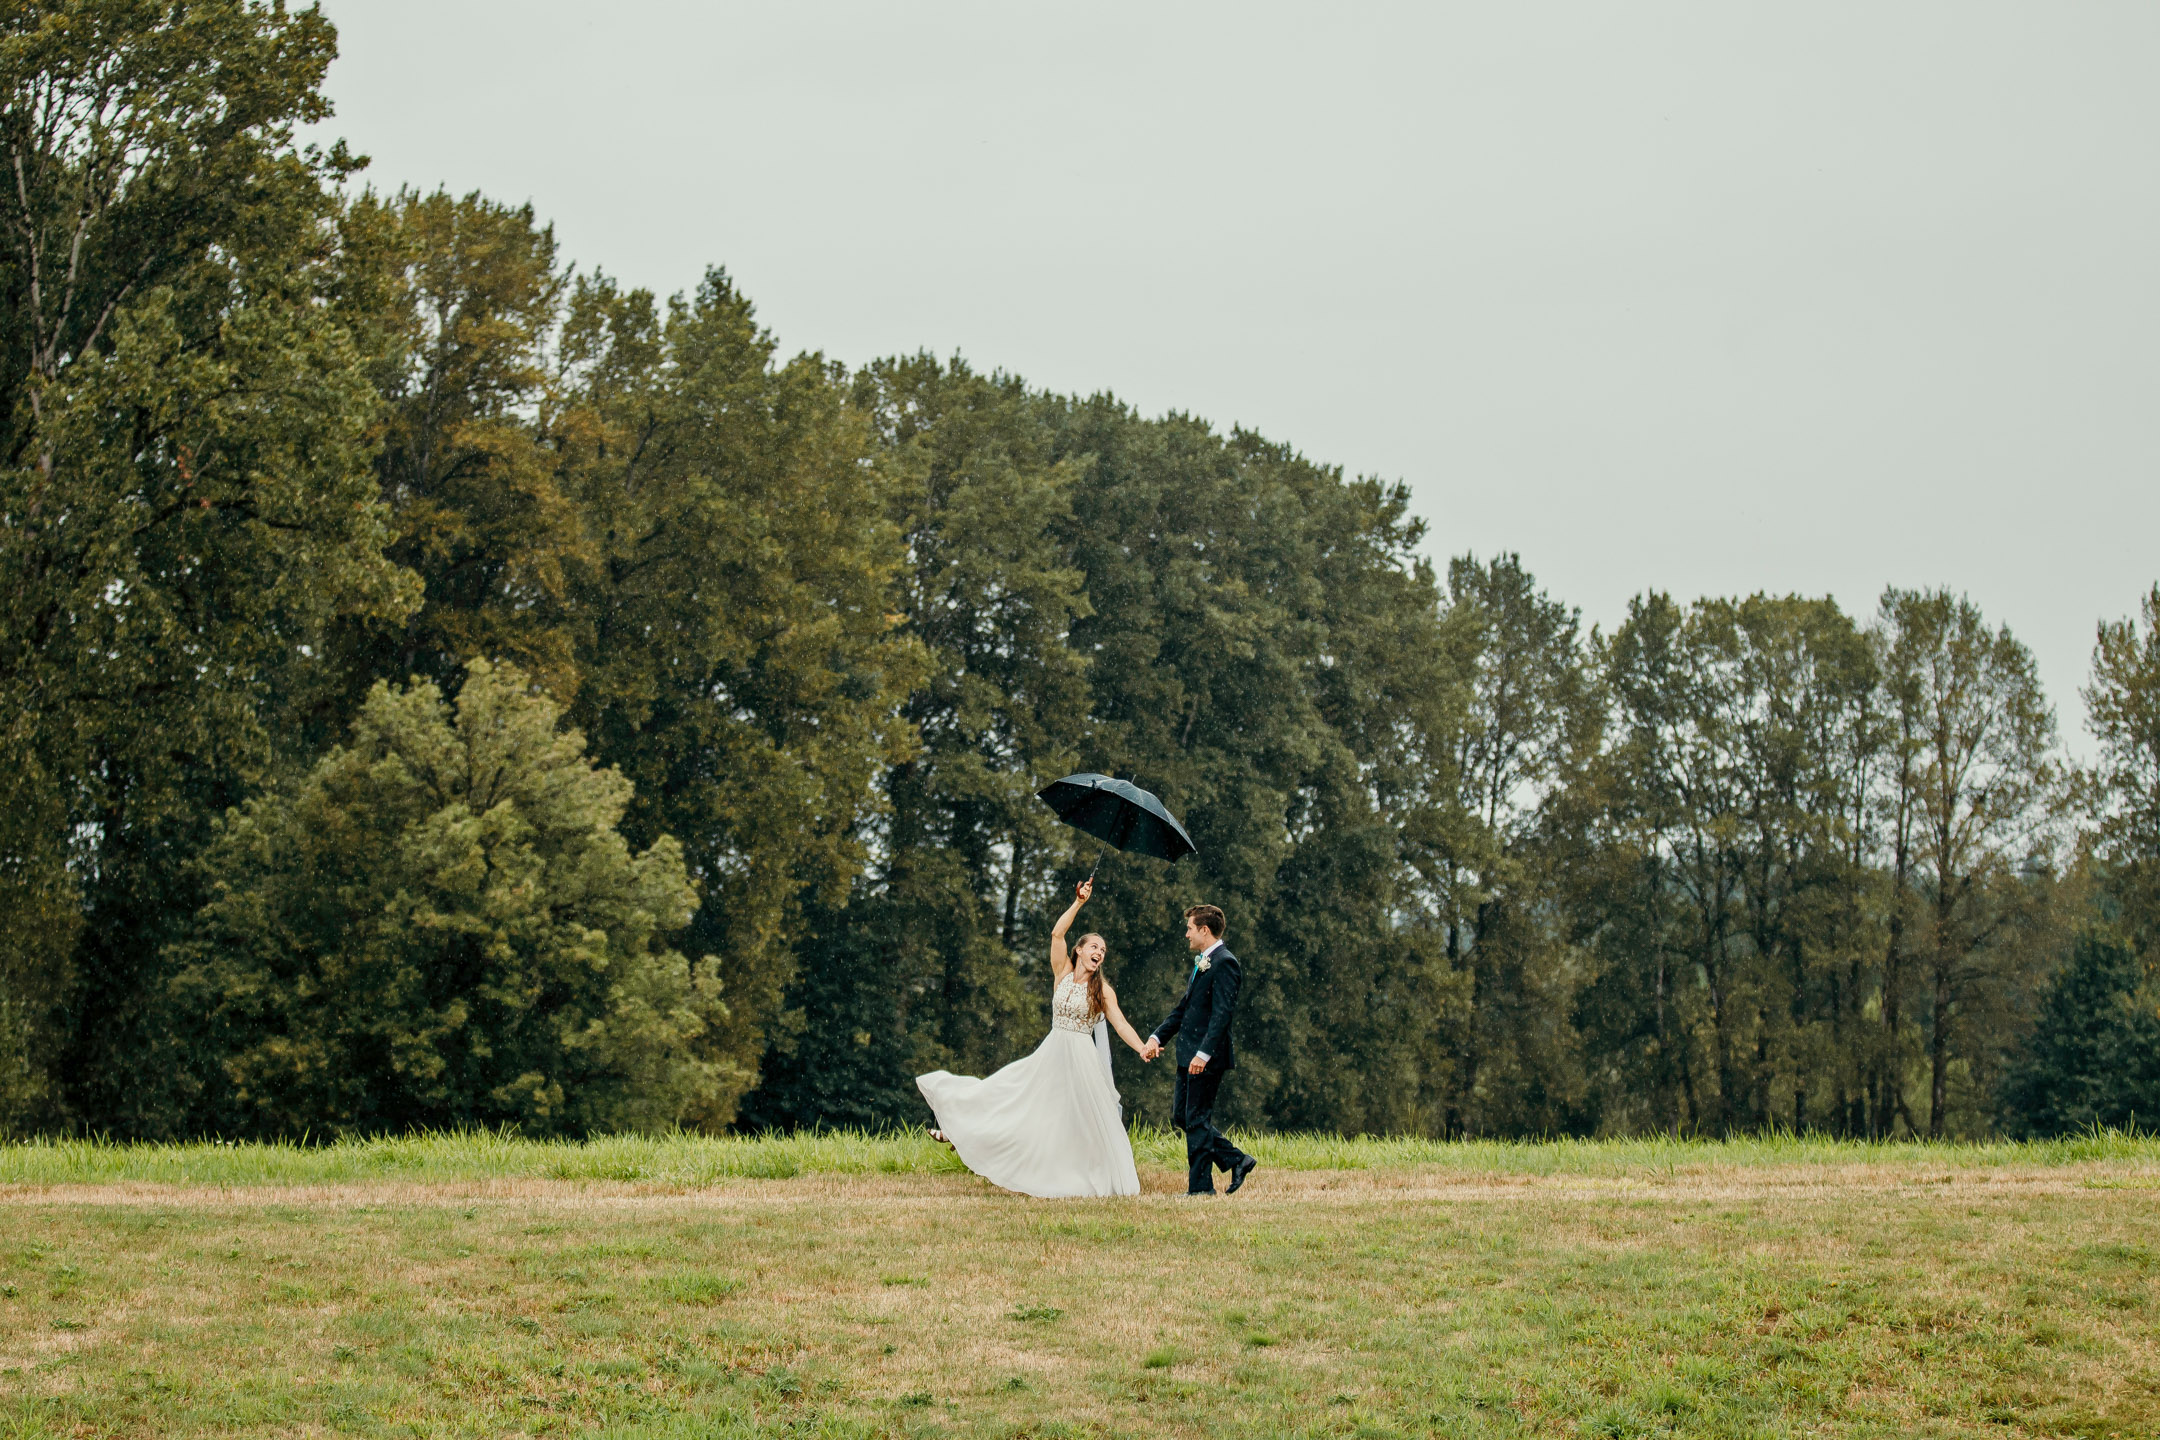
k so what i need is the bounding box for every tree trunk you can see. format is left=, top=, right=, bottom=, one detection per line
left=1880, top=795, right=1912, bottom=1139
left=1706, top=959, right=1732, bottom=1136
left=1654, top=945, right=1669, bottom=1124
left=1927, top=883, right=1957, bottom=1139
left=1928, top=957, right=1951, bottom=1138
left=1676, top=1037, right=1698, bottom=1137
left=1001, top=839, right=1023, bottom=949
left=1706, top=888, right=1737, bottom=1137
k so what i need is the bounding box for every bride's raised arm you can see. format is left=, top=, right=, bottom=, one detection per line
left=1049, top=877, right=1092, bottom=981
left=1098, top=983, right=1152, bottom=1057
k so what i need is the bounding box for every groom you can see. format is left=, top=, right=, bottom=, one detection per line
left=1143, top=904, right=1257, bottom=1196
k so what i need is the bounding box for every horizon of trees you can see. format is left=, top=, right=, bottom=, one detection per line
left=4, top=2, right=2157, bottom=1142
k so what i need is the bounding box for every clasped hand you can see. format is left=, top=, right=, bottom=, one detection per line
left=1136, top=1036, right=1203, bottom=1072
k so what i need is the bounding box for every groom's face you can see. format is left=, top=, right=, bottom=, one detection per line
left=1185, top=917, right=1213, bottom=951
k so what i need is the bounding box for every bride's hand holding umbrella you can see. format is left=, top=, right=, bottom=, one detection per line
left=1051, top=876, right=1092, bottom=955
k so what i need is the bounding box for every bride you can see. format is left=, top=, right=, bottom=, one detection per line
left=916, top=878, right=1150, bottom=1197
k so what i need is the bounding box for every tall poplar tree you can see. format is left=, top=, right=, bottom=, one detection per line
left=1427, top=554, right=1587, bottom=1135
left=1876, top=588, right=2064, bottom=1136
left=2086, top=584, right=2160, bottom=951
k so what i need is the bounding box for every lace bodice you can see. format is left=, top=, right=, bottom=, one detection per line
left=1052, top=976, right=1098, bottom=1033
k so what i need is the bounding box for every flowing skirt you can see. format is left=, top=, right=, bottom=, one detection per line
left=917, top=1029, right=1141, bottom=1198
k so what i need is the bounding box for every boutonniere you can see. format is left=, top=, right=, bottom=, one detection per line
left=1195, top=955, right=1212, bottom=972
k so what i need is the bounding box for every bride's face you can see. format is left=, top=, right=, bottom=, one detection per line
left=1074, top=935, right=1106, bottom=974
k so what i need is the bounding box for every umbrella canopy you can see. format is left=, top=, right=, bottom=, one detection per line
left=1036, top=773, right=1198, bottom=863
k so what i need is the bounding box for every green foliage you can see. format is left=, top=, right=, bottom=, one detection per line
left=168, top=661, right=722, bottom=1137
left=756, top=375, right=1472, bottom=1138
left=1877, top=587, right=2067, bottom=1135
left=1583, top=592, right=1891, bottom=1135
left=1041, top=405, right=1463, bottom=1134
left=749, top=357, right=1092, bottom=1128
left=0, top=1, right=418, bottom=1133
left=1558, top=587, right=2069, bottom=1139
left=327, top=187, right=584, bottom=706
left=2026, top=589, right=2160, bottom=1138
left=320, top=216, right=927, bottom=1129
left=865, top=357, right=1093, bottom=1071
left=2087, top=584, right=2160, bottom=951
left=1423, top=554, right=1588, bottom=1136
left=2000, top=930, right=2160, bottom=1136
left=548, top=272, right=924, bottom=1127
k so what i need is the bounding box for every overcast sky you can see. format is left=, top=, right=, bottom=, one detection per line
left=310, top=2, right=2160, bottom=749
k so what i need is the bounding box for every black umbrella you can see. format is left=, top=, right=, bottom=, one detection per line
left=1036, top=773, right=1198, bottom=868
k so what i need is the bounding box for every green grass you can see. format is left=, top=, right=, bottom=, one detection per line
left=2, top=1125, right=2157, bottom=1187
left=0, top=1132, right=2157, bottom=1437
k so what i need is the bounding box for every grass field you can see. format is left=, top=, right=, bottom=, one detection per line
left=1, top=1130, right=2157, bottom=1438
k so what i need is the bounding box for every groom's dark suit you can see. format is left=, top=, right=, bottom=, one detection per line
left=1150, top=942, right=1254, bottom=1194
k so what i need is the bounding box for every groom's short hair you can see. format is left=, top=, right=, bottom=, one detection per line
left=1184, top=904, right=1225, bottom=938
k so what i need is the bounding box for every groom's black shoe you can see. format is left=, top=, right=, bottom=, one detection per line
left=1227, top=1156, right=1257, bottom=1194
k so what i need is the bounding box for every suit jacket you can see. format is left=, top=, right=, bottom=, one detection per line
left=1152, top=944, right=1241, bottom=1073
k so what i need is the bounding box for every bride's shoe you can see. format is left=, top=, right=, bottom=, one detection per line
left=929, top=1128, right=952, bottom=1146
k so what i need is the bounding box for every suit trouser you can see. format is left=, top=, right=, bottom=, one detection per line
left=1172, top=1064, right=1250, bottom=1193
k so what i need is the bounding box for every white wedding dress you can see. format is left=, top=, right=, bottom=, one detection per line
left=916, top=976, right=1141, bottom=1198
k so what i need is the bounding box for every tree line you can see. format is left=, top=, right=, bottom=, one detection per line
left=3, top=3, right=2155, bottom=1141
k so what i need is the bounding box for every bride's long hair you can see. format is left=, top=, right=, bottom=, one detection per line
left=1072, top=933, right=1107, bottom=1019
